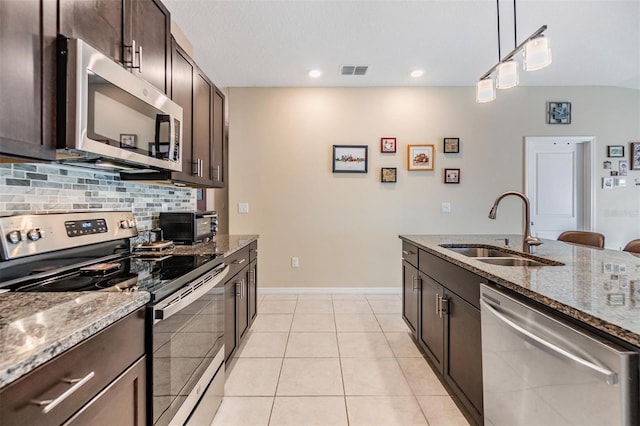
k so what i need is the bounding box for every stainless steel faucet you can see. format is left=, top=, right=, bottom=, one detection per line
left=488, top=191, right=542, bottom=253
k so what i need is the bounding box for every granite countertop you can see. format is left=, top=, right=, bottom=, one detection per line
left=172, top=234, right=258, bottom=256
left=400, top=234, right=640, bottom=347
left=0, top=291, right=149, bottom=389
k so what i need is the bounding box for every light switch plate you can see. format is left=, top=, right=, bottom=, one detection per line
left=238, top=202, right=249, bottom=214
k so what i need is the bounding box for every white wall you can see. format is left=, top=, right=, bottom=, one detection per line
left=228, top=86, right=640, bottom=288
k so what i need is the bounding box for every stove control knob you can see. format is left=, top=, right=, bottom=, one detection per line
left=27, top=228, right=42, bottom=241
left=7, top=230, right=22, bottom=244
left=120, top=220, right=130, bottom=229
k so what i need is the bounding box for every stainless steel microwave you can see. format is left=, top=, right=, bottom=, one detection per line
left=56, top=36, right=183, bottom=172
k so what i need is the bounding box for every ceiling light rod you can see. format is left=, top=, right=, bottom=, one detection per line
left=479, top=24, right=547, bottom=80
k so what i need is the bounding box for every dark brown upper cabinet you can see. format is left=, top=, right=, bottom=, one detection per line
left=169, top=38, right=226, bottom=188
left=59, top=0, right=171, bottom=93
left=0, top=0, right=57, bottom=161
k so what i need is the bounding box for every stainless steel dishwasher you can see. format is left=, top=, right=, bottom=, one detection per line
left=480, top=284, right=638, bottom=426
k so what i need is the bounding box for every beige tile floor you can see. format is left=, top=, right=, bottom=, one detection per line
left=212, top=292, right=470, bottom=426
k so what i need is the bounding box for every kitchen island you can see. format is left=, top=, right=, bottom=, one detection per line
left=401, top=234, right=640, bottom=346
left=400, top=234, right=640, bottom=426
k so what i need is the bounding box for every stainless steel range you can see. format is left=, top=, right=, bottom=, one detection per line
left=0, top=212, right=228, bottom=426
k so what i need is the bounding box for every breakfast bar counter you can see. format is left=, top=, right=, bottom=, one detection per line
left=400, top=234, right=640, bottom=347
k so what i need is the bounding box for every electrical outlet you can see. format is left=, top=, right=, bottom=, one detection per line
left=291, top=257, right=299, bottom=268
left=441, top=202, right=451, bottom=213
left=238, top=202, right=249, bottom=214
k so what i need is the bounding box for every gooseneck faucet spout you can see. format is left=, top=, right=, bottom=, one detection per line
left=488, top=191, right=542, bottom=253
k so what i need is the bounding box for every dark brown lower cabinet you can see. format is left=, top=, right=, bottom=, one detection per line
left=445, top=291, right=483, bottom=422
left=402, top=260, right=419, bottom=336
left=224, top=278, right=238, bottom=361
left=0, top=308, right=146, bottom=426
left=419, top=273, right=444, bottom=374
left=248, top=259, right=258, bottom=326
left=402, top=245, right=485, bottom=426
left=65, top=356, right=146, bottom=426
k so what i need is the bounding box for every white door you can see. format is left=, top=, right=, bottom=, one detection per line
left=525, top=137, right=595, bottom=239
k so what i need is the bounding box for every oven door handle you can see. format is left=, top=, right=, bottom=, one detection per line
left=154, top=264, right=229, bottom=323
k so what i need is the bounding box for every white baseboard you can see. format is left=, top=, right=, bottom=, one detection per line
left=258, top=287, right=401, bottom=295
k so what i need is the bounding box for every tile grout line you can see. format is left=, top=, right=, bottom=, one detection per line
left=266, top=295, right=297, bottom=425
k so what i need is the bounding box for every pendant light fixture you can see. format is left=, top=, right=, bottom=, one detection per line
left=476, top=0, right=551, bottom=102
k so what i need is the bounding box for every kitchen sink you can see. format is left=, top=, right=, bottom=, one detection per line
left=445, top=247, right=515, bottom=258
left=439, top=244, right=564, bottom=267
left=474, top=257, right=548, bottom=267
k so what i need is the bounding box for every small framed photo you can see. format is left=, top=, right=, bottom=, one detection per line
left=607, top=145, right=624, bottom=158
left=149, top=142, right=170, bottom=159
left=120, top=133, right=137, bottom=148
left=546, top=101, right=571, bottom=124
left=333, top=145, right=368, bottom=173
left=607, top=293, right=625, bottom=306
left=602, top=177, right=614, bottom=189
left=619, top=160, right=629, bottom=176
left=380, top=137, right=396, bottom=153
left=407, top=144, right=434, bottom=171
left=444, top=168, right=460, bottom=184
left=630, top=142, right=640, bottom=170
left=381, top=167, right=397, bottom=183
left=443, top=138, right=460, bottom=154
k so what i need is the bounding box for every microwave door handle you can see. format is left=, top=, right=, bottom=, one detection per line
left=201, top=214, right=216, bottom=218
left=169, top=115, right=176, bottom=162
left=154, top=265, right=229, bottom=324
left=480, top=299, right=618, bottom=385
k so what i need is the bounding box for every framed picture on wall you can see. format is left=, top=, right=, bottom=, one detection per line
left=381, top=167, right=397, bottom=182
left=546, top=101, right=571, bottom=124
left=444, top=168, right=460, bottom=184
left=407, top=144, right=434, bottom=171
left=443, top=138, right=460, bottom=153
left=380, top=137, right=397, bottom=153
left=120, top=133, right=137, bottom=148
left=333, top=145, right=368, bottom=173
left=607, top=145, right=624, bottom=158
left=631, top=142, right=640, bottom=170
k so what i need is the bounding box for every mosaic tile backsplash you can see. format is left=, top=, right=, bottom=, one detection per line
left=0, top=163, right=196, bottom=236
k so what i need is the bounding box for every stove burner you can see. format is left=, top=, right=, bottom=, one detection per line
left=40, top=276, right=95, bottom=291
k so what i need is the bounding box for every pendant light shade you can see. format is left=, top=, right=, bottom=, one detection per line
left=496, top=60, right=519, bottom=89
left=524, top=36, right=552, bottom=71
left=476, top=79, right=496, bottom=103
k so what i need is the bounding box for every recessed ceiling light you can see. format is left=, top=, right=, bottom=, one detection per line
left=410, top=69, right=424, bottom=78
left=308, top=69, right=322, bottom=78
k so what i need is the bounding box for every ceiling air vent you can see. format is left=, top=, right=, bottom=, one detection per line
left=340, top=65, right=368, bottom=76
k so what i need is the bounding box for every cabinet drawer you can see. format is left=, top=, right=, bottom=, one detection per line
left=402, top=242, right=419, bottom=268
left=0, top=308, right=145, bottom=426
left=226, top=246, right=250, bottom=279
left=419, top=250, right=487, bottom=308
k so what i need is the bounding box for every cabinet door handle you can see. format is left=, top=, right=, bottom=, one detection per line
left=192, top=160, right=199, bottom=176
left=216, top=165, right=221, bottom=181
left=200, top=159, right=204, bottom=177
left=235, top=281, right=242, bottom=297
left=411, top=275, right=420, bottom=291
left=31, top=371, right=95, bottom=414
left=137, top=43, right=142, bottom=72
left=233, top=258, right=246, bottom=265
left=435, top=293, right=440, bottom=317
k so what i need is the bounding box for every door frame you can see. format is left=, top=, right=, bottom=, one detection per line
left=524, top=136, right=596, bottom=233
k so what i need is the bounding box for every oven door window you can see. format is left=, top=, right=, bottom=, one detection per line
left=152, top=285, right=224, bottom=426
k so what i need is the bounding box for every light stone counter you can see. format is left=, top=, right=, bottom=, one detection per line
left=0, top=291, right=149, bottom=389
left=171, top=234, right=258, bottom=256
left=400, top=234, right=640, bottom=347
